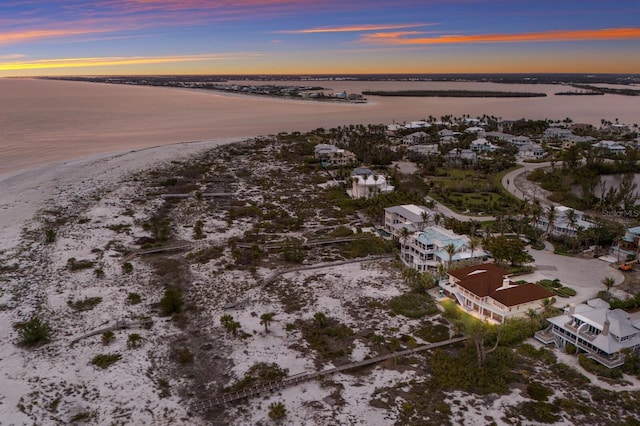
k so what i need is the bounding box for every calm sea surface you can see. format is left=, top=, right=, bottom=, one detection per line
left=1, top=78, right=639, bottom=177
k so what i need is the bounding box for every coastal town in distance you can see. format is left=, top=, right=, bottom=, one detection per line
left=3, top=81, right=640, bottom=424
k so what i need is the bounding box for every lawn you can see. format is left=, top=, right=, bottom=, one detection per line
left=440, top=298, right=486, bottom=329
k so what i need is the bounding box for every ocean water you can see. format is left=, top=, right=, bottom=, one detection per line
left=1, top=78, right=639, bottom=177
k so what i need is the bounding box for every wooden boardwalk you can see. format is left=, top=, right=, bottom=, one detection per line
left=190, top=336, right=468, bottom=414
left=69, top=318, right=153, bottom=346
left=235, top=236, right=370, bottom=251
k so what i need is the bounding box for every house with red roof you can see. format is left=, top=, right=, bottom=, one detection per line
left=440, top=263, right=554, bottom=323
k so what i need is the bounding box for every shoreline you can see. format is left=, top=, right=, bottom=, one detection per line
left=0, top=137, right=247, bottom=252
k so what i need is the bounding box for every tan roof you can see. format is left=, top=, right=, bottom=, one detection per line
left=449, top=263, right=554, bottom=307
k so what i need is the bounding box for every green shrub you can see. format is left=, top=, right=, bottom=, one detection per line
left=390, top=293, right=438, bottom=318
left=268, top=401, right=287, bottom=420
left=414, top=323, right=449, bottom=343
left=520, top=401, right=561, bottom=423
left=176, top=347, right=194, bottom=364
left=127, top=333, right=143, bottom=349
left=122, top=262, right=133, bottom=274
left=527, top=381, right=553, bottom=401
left=578, top=354, right=623, bottom=379
left=17, top=316, right=51, bottom=347
left=193, top=220, right=205, bottom=240
left=101, top=331, right=115, bottom=346
left=226, top=363, right=289, bottom=393
left=67, top=297, right=102, bottom=312
left=91, top=353, right=121, bottom=369
left=565, top=342, right=577, bottom=354
left=430, top=346, right=516, bottom=394
left=45, top=229, right=56, bottom=243
left=67, top=258, right=95, bottom=271
left=159, top=287, right=183, bottom=316
left=127, top=292, right=142, bottom=305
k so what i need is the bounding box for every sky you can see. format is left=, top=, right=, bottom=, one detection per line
left=1, top=0, right=640, bottom=76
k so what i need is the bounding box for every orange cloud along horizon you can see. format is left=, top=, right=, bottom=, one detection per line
left=360, top=27, right=640, bottom=44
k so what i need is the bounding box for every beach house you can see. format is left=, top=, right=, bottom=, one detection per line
left=384, top=204, right=435, bottom=237
left=440, top=263, right=555, bottom=324
left=536, top=206, right=595, bottom=237
left=535, top=299, right=640, bottom=368
left=400, top=226, right=485, bottom=272
left=347, top=168, right=394, bottom=199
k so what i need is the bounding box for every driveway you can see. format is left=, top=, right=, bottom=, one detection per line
left=517, top=241, right=625, bottom=307
left=425, top=196, right=495, bottom=222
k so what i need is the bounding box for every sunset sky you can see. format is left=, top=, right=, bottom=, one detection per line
left=1, top=0, right=640, bottom=76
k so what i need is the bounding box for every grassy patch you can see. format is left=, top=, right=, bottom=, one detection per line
left=430, top=346, right=518, bottom=394
left=67, top=297, right=102, bottom=312
left=90, top=353, right=121, bottom=369
left=299, top=313, right=355, bottom=361
left=225, top=362, right=288, bottom=393
left=390, top=292, right=438, bottom=318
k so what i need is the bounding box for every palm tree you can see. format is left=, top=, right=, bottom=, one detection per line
left=602, top=276, right=615, bottom=297
left=433, top=213, right=442, bottom=227
left=260, top=312, right=275, bottom=333
left=444, top=243, right=456, bottom=270
left=399, top=226, right=411, bottom=260
left=419, top=211, right=432, bottom=231
left=469, top=236, right=481, bottom=264
left=221, top=314, right=241, bottom=337
left=268, top=401, right=287, bottom=420
left=545, top=206, right=557, bottom=238
left=540, top=298, right=553, bottom=316
left=565, top=209, right=578, bottom=234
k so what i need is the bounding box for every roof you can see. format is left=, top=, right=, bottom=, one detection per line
left=385, top=204, right=432, bottom=224
left=492, top=283, right=556, bottom=307
left=449, top=263, right=553, bottom=306
left=448, top=263, right=509, bottom=297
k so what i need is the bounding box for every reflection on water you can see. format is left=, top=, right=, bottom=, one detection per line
left=1, top=78, right=640, bottom=176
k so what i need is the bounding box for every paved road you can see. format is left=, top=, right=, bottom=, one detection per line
left=425, top=196, right=495, bottom=222
left=501, top=161, right=555, bottom=207
left=517, top=241, right=624, bottom=307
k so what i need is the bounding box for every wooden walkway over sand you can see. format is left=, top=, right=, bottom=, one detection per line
left=189, top=336, right=467, bottom=414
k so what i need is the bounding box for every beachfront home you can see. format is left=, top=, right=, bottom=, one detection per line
left=470, top=138, right=498, bottom=153
left=544, top=127, right=573, bottom=140
left=517, top=142, right=546, bottom=160
left=509, top=135, right=533, bottom=147
left=438, top=129, right=460, bottom=138
left=314, top=144, right=357, bottom=167
left=484, top=131, right=515, bottom=143
left=402, top=131, right=428, bottom=145
left=407, top=144, right=440, bottom=157
left=536, top=206, right=595, bottom=237
left=611, top=226, right=640, bottom=260
left=465, top=126, right=485, bottom=134
left=445, top=148, right=477, bottom=165
left=406, top=121, right=431, bottom=129
left=347, top=168, right=394, bottom=199
left=384, top=204, right=435, bottom=237
left=535, top=299, right=640, bottom=368
left=440, top=263, right=555, bottom=324
left=439, top=135, right=459, bottom=144
left=593, top=140, right=626, bottom=155
left=400, top=226, right=485, bottom=272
